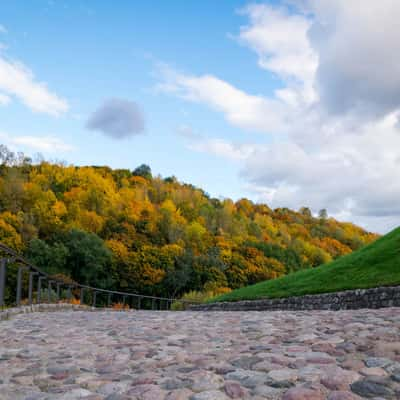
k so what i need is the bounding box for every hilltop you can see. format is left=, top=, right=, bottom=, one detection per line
left=211, top=227, right=400, bottom=302
left=0, top=145, right=377, bottom=300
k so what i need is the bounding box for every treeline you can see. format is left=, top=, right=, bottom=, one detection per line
left=0, top=145, right=378, bottom=298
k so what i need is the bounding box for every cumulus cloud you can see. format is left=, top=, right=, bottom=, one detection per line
left=86, top=98, right=145, bottom=139
left=158, top=1, right=400, bottom=232
left=178, top=125, right=256, bottom=161
left=159, top=65, right=288, bottom=134
left=309, top=0, right=400, bottom=117
left=238, top=3, right=318, bottom=105
left=243, top=112, right=400, bottom=216
left=0, top=133, right=74, bottom=153
left=0, top=93, right=10, bottom=105
left=0, top=57, right=68, bottom=116
left=189, top=138, right=255, bottom=161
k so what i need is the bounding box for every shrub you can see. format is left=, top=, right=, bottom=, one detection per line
left=112, top=302, right=130, bottom=310
left=171, top=287, right=231, bottom=310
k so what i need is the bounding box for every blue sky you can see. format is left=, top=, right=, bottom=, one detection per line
left=0, top=0, right=272, bottom=199
left=1, top=0, right=400, bottom=233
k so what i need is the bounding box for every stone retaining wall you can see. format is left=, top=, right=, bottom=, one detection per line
left=0, top=303, right=135, bottom=321
left=190, top=285, right=400, bottom=311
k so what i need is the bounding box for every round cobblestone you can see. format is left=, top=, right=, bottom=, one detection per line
left=0, top=308, right=399, bottom=399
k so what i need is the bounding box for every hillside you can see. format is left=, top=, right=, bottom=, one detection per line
left=211, top=227, right=400, bottom=302
left=0, top=145, right=378, bottom=299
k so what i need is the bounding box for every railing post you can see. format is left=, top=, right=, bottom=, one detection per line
left=137, top=296, right=141, bottom=310
left=56, top=282, right=61, bottom=302
left=37, top=276, right=41, bottom=304
left=47, top=280, right=54, bottom=303
left=152, top=298, right=155, bottom=310
left=107, top=292, right=112, bottom=307
left=0, top=258, right=7, bottom=308
left=92, top=291, right=97, bottom=307
left=16, top=266, right=29, bottom=306
left=67, top=285, right=72, bottom=301
left=28, top=271, right=38, bottom=305
left=122, top=295, right=126, bottom=306
left=37, top=276, right=45, bottom=304
left=80, top=288, right=84, bottom=305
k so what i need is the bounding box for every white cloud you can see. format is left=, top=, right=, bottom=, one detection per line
left=0, top=25, right=7, bottom=34
left=244, top=113, right=400, bottom=215
left=308, top=0, right=400, bottom=117
left=159, top=65, right=289, bottom=134
left=0, top=56, right=68, bottom=116
left=0, top=93, right=10, bottom=105
left=158, top=1, right=400, bottom=233
left=178, top=126, right=256, bottom=161
left=0, top=133, right=74, bottom=153
left=238, top=3, right=318, bottom=105
left=189, top=138, right=256, bottom=161
left=177, top=125, right=257, bottom=161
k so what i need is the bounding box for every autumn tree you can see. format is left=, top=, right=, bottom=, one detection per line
left=0, top=144, right=378, bottom=299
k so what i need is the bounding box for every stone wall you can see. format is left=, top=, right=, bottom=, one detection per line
left=0, top=303, right=136, bottom=322
left=190, top=285, right=400, bottom=311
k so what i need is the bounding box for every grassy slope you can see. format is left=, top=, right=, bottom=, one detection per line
left=211, top=227, right=400, bottom=302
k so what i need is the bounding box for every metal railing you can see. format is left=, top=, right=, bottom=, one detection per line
left=0, top=242, right=195, bottom=310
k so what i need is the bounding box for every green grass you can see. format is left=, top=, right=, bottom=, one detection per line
left=211, top=227, right=400, bottom=303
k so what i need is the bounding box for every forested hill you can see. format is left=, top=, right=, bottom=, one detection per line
left=0, top=145, right=378, bottom=299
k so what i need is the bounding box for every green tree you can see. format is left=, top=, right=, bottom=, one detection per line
left=319, top=209, right=328, bottom=220
left=25, top=238, right=69, bottom=275
left=133, top=164, right=152, bottom=180
left=61, top=229, right=113, bottom=288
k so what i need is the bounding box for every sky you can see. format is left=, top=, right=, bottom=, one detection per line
left=0, top=0, right=399, bottom=234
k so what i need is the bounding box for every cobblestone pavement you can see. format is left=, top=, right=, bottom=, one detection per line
left=1, top=309, right=400, bottom=400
